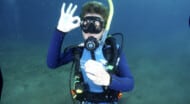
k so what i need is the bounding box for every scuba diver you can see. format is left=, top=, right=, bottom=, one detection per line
left=47, top=1, right=134, bottom=104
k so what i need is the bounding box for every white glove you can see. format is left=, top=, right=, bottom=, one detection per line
left=84, top=60, right=111, bottom=86
left=57, top=3, right=80, bottom=32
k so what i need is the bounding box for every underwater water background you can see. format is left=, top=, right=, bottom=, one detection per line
left=0, top=0, right=190, bottom=104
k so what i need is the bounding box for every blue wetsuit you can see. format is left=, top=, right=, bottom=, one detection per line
left=47, top=29, right=134, bottom=103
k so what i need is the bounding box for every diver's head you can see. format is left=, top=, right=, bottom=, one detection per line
left=80, top=1, right=108, bottom=40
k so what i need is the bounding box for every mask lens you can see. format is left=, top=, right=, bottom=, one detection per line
left=81, top=16, right=104, bottom=34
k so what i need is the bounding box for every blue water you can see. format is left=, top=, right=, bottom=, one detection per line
left=0, top=0, right=190, bottom=104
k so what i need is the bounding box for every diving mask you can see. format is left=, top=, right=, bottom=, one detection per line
left=80, top=16, right=105, bottom=34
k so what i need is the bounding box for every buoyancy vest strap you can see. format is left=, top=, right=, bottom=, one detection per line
left=72, top=47, right=83, bottom=74
left=104, top=37, right=119, bottom=74
left=90, top=51, right=96, bottom=60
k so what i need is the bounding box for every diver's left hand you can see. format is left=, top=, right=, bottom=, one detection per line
left=84, top=60, right=110, bottom=86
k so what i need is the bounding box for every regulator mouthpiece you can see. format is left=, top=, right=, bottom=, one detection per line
left=84, top=36, right=99, bottom=51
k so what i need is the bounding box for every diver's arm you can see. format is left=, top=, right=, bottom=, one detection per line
left=47, top=3, right=80, bottom=69
left=47, top=29, right=73, bottom=69
left=109, top=52, right=134, bottom=92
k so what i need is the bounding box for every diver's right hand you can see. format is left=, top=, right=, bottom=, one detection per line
left=57, top=3, right=80, bottom=32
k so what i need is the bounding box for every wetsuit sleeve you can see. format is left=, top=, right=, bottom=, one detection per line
left=109, top=52, right=134, bottom=92
left=47, top=29, right=74, bottom=69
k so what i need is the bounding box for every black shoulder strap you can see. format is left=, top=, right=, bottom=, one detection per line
left=104, top=37, right=119, bottom=74
left=72, top=46, right=83, bottom=75
left=63, top=45, right=83, bottom=74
